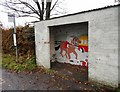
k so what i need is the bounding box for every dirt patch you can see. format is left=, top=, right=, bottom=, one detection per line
left=51, top=62, right=88, bottom=83
left=51, top=62, right=116, bottom=91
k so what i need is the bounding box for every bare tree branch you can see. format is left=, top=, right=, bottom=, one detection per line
left=0, top=0, right=67, bottom=21
left=33, top=0, right=43, bottom=20
left=50, top=0, right=59, bottom=11
left=18, top=0, right=40, bottom=15
left=1, top=3, right=34, bottom=14
left=18, top=15, right=40, bottom=19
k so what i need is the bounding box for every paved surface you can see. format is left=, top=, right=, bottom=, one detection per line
left=1, top=63, right=114, bottom=91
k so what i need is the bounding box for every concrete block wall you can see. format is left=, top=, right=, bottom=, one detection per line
left=88, top=7, right=118, bottom=87
left=0, top=28, right=2, bottom=63
left=35, top=5, right=119, bottom=87
left=35, top=24, right=50, bottom=68
left=118, top=6, right=120, bottom=84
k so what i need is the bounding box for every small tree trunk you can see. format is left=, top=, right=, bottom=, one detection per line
left=41, top=1, right=44, bottom=20
left=46, top=2, right=51, bottom=20
left=36, top=2, right=43, bottom=20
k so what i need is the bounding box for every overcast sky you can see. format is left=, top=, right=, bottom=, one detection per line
left=0, top=0, right=118, bottom=28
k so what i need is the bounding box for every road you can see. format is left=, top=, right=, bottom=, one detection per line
left=2, top=69, right=55, bottom=90
left=1, top=63, right=113, bottom=91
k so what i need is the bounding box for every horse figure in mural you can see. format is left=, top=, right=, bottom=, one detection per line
left=55, top=36, right=88, bottom=60
left=59, top=41, right=68, bottom=58
left=59, top=37, right=79, bottom=60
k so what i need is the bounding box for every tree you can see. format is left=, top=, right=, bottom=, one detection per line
left=1, top=0, right=66, bottom=21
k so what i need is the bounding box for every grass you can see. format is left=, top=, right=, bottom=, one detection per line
left=115, top=88, right=120, bottom=92
left=2, top=54, right=59, bottom=75
left=2, top=54, right=37, bottom=72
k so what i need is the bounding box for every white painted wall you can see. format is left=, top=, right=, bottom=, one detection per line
left=35, top=5, right=119, bottom=87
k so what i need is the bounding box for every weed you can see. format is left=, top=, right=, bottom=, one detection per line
left=44, top=68, right=56, bottom=74
left=2, top=54, right=37, bottom=72
left=26, top=56, right=36, bottom=70
left=115, top=88, right=120, bottom=92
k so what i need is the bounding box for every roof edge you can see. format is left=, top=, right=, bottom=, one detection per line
left=34, top=4, right=120, bottom=23
left=49, top=4, right=120, bottom=20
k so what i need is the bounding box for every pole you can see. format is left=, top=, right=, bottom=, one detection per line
left=13, top=15, right=18, bottom=62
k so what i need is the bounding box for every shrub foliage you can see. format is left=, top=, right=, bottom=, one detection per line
left=2, top=25, right=35, bottom=58
left=2, top=25, right=36, bottom=71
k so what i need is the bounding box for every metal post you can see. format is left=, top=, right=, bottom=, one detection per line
left=13, top=16, right=18, bottom=62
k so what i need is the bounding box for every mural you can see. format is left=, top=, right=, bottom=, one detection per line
left=54, top=35, right=88, bottom=67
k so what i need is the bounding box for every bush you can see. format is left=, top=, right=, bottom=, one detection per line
left=2, top=25, right=35, bottom=59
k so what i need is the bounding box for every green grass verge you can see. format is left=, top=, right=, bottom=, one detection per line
left=115, top=88, right=120, bottom=92
left=2, top=54, right=37, bottom=72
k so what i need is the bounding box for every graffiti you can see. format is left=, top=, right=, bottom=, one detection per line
left=78, top=36, right=88, bottom=53
left=59, top=41, right=68, bottom=58
left=55, top=37, right=79, bottom=59
left=81, top=59, right=88, bottom=67
left=54, top=35, right=88, bottom=67
left=67, top=37, right=78, bottom=59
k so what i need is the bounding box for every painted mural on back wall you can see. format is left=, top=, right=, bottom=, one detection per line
left=54, top=34, right=88, bottom=67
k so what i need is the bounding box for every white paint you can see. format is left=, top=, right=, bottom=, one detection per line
left=13, top=33, right=17, bottom=46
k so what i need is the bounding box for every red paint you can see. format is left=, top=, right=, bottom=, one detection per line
left=64, top=41, right=69, bottom=48
left=82, top=62, right=86, bottom=66
left=81, top=59, right=88, bottom=67
left=78, top=45, right=88, bottom=52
